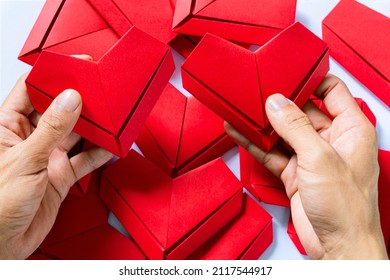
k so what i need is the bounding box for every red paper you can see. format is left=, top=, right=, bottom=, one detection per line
left=19, top=0, right=177, bottom=65
left=173, top=0, right=297, bottom=45
left=188, top=194, right=272, bottom=260
left=182, top=22, right=329, bottom=151
left=40, top=171, right=108, bottom=248
left=378, top=149, right=390, bottom=255
left=239, top=147, right=289, bottom=207
left=100, top=150, right=243, bottom=260
left=322, top=0, right=390, bottom=107
left=287, top=216, right=306, bottom=255
left=41, top=224, right=146, bottom=260
left=20, top=0, right=175, bottom=157
left=136, top=83, right=235, bottom=177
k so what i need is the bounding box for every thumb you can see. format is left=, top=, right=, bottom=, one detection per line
left=266, top=94, right=326, bottom=155
left=25, top=89, right=82, bottom=158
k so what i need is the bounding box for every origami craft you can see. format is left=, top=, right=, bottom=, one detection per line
left=40, top=172, right=109, bottom=248
left=101, top=150, right=243, bottom=260
left=239, top=147, right=289, bottom=207
left=173, top=0, right=297, bottom=45
left=19, top=0, right=177, bottom=65
left=182, top=22, right=329, bottom=152
left=378, top=149, right=390, bottom=255
left=68, top=140, right=94, bottom=197
left=41, top=224, right=146, bottom=260
left=322, top=0, right=390, bottom=107
left=188, top=194, right=272, bottom=260
left=136, top=83, right=235, bottom=177
left=20, top=0, right=175, bottom=157
left=287, top=217, right=306, bottom=255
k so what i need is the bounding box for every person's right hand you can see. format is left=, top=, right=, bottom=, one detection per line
left=225, top=74, right=388, bottom=259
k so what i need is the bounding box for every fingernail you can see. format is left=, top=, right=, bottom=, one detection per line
left=266, top=94, right=292, bottom=112
left=55, top=90, right=81, bottom=112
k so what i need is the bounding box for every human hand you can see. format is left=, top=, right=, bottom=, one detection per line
left=225, top=74, right=388, bottom=259
left=0, top=73, right=113, bottom=259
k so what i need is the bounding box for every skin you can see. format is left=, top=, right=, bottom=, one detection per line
left=0, top=72, right=113, bottom=259
left=225, top=74, right=388, bottom=259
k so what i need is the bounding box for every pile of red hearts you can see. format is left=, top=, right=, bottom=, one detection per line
left=21, top=0, right=390, bottom=259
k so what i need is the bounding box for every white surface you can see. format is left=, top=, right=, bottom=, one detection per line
left=1, top=0, right=390, bottom=260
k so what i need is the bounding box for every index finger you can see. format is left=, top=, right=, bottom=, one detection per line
left=314, top=74, right=362, bottom=119
left=1, top=72, right=34, bottom=116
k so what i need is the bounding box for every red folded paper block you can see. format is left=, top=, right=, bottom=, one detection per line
left=26, top=253, right=53, bottom=260
left=100, top=150, right=243, bottom=260
left=287, top=216, right=306, bottom=255
left=182, top=22, right=329, bottom=151
left=19, top=0, right=177, bottom=65
left=41, top=224, right=146, bottom=260
left=40, top=171, right=109, bottom=248
left=136, top=83, right=235, bottom=177
left=68, top=140, right=94, bottom=197
left=21, top=0, right=175, bottom=157
left=239, top=147, right=289, bottom=207
left=378, top=149, right=390, bottom=255
left=322, top=0, right=390, bottom=107
left=173, top=0, right=297, bottom=45
left=188, top=194, right=272, bottom=260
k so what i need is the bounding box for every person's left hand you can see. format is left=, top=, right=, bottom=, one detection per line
left=0, top=73, right=113, bottom=259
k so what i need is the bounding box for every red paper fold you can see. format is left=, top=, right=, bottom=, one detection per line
left=173, top=0, right=297, bottom=45
left=182, top=22, right=329, bottom=151
left=322, top=0, right=390, bottom=107
left=100, top=150, right=243, bottom=260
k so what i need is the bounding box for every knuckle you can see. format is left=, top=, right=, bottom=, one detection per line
left=39, top=113, right=66, bottom=138
left=284, top=111, right=312, bottom=131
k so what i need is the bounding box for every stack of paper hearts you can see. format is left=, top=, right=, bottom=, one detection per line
left=19, top=0, right=175, bottom=157
left=322, top=0, right=390, bottom=107
left=136, top=83, right=235, bottom=177
left=173, top=0, right=297, bottom=45
left=182, top=22, right=330, bottom=151
left=100, top=150, right=244, bottom=259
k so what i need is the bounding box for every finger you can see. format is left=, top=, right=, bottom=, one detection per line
left=69, top=147, right=113, bottom=182
left=314, top=74, right=362, bottom=119
left=1, top=73, right=34, bottom=116
left=302, top=100, right=332, bottom=134
left=224, top=122, right=289, bottom=177
left=0, top=109, right=32, bottom=140
left=265, top=94, right=328, bottom=156
left=58, top=132, right=82, bottom=153
left=23, top=89, right=82, bottom=161
left=29, top=111, right=41, bottom=128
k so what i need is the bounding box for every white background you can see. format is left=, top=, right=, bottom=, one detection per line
left=0, top=0, right=390, bottom=260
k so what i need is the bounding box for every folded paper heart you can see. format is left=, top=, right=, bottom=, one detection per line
left=136, top=83, right=235, bottom=177
left=240, top=97, right=375, bottom=207
left=25, top=25, right=174, bottom=157
left=19, top=0, right=177, bottom=65
left=173, top=0, right=297, bottom=45
left=182, top=22, right=329, bottom=151
left=40, top=172, right=109, bottom=249
left=100, top=150, right=243, bottom=260
left=322, top=0, right=390, bottom=107
left=41, top=224, right=146, bottom=260
left=188, top=194, right=272, bottom=260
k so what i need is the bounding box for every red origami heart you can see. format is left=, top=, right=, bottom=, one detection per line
left=100, top=150, right=243, bottom=260
left=182, top=22, right=329, bottom=151
left=136, top=83, right=235, bottom=177
left=173, top=0, right=297, bottom=45
left=19, top=0, right=178, bottom=65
